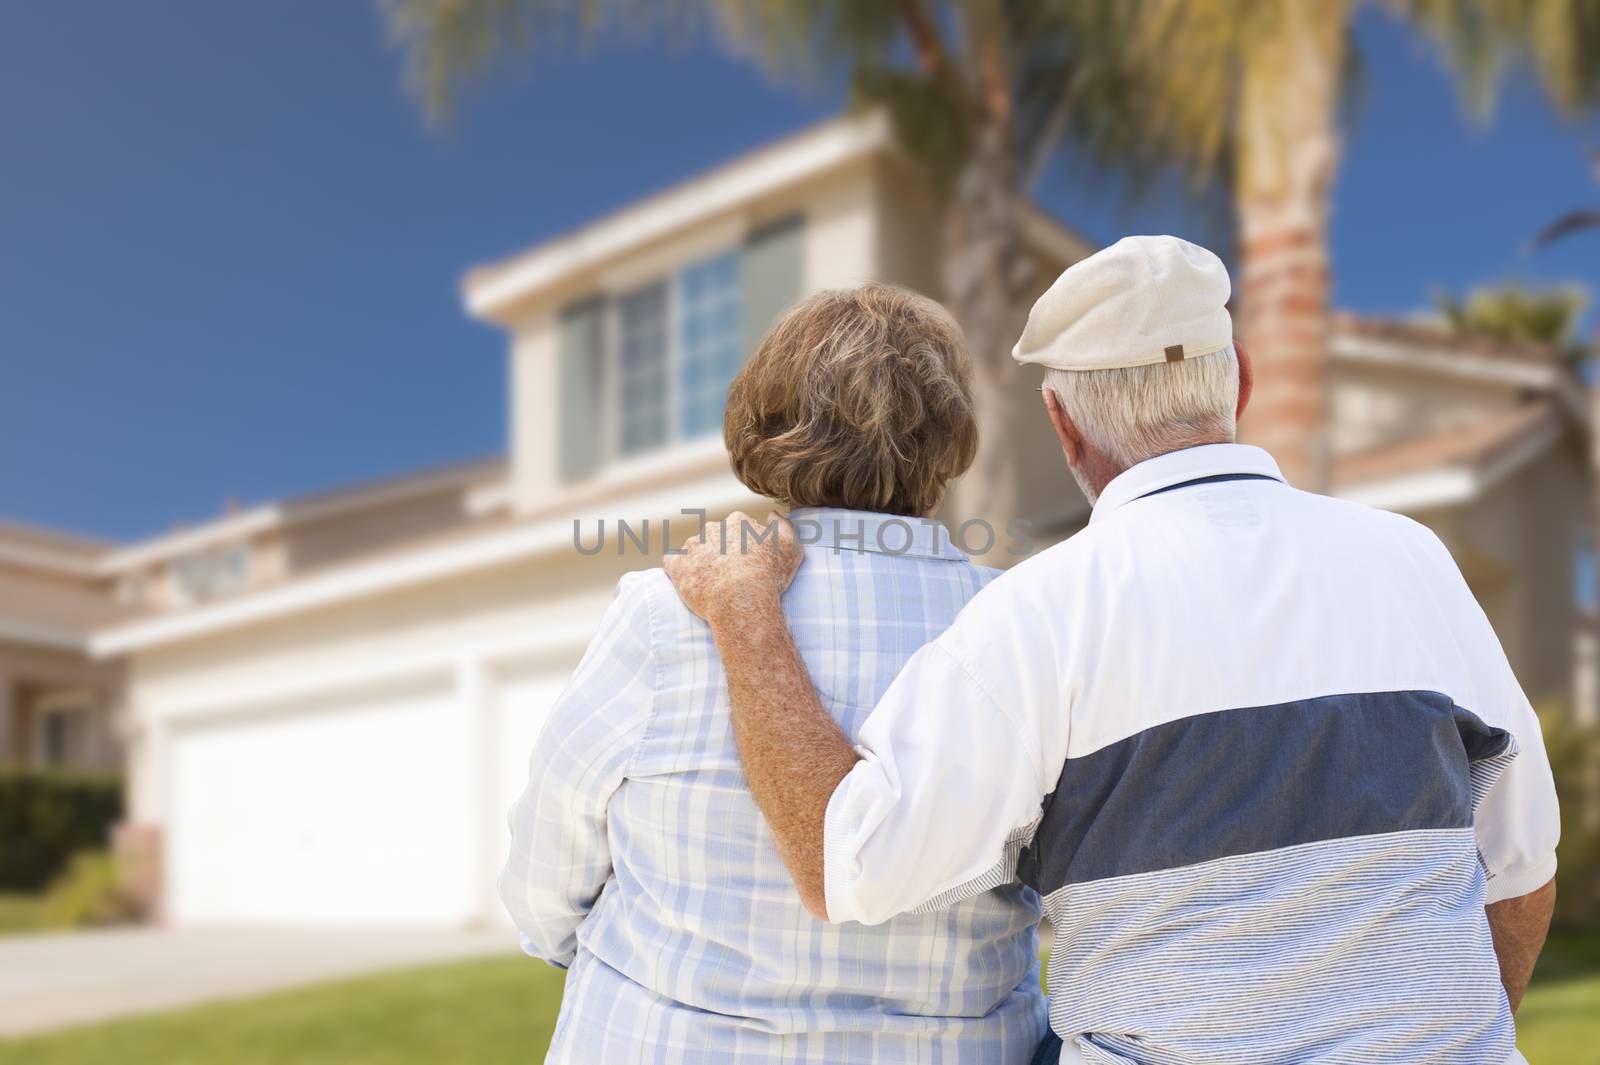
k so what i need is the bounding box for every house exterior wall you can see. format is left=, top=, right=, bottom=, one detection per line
left=1331, top=360, right=1524, bottom=456
left=281, top=483, right=488, bottom=574
left=0, top=639, right=123, bottom=772
left=505, top=160, right=883, bottom=518
left=119, top=471, right=762, bottom=923
left=124, top=554, right=601, bottom=923
left=1410, top=444, right=1591, bottom=707
left=0, top=556, right=125, bottom=772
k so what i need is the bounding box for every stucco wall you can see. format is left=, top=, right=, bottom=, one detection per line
left=0, top=639, right=123, bottom=771
left=1332, top=361, right=1523, bottom=456
left=1413, top=443, right=1591, bottom=705
left=282, top=486, right=484, bottom=574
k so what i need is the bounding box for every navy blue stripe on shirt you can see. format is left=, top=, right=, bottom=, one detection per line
left=1016, top=690, right=1510, bottom=894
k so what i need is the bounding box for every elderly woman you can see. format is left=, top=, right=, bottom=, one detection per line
left=500, top=283, right=1046, bottom=1064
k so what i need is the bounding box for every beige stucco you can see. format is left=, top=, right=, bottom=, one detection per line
left=0, top=533, right=126, bottom=773
left=1413, top=440, right=1591, bottom=706
left=1332, top=360, right=1526, bottom=456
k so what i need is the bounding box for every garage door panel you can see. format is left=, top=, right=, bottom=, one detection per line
left=495, top=667, right=574, bottom=821
left=170, top=684, right=475, bottom=925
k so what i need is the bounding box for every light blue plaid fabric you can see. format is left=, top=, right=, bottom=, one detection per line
left=501, top=507, right=1047, bottom=1064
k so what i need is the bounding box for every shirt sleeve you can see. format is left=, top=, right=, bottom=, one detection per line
left=1459, top=615, right=1560, bottom=904
left=823, top=617, right=1058, bottom=925
left=497, top=573, right=656, bottom=966
left=1476, top=691, right=1560, bottom=905
left=1413, top=524, right=1560, bottom=904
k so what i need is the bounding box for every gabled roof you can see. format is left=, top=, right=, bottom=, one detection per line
left=1334, top=402, right=1567, bottom=512
left=0, top=518, right=112, bottom=579
left=1327, top=312, right=1588, bottom=511
left=462, top=114, right=895, bottom=322
left=96, top=456, right=506, bottom=576
left=91, top=465, right=757, bottom=657
left=1332, top=313, right=1561, bottom=365
left=460, top=111, right=1095, bottom=323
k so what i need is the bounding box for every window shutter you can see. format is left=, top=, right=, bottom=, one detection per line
left=557, top=296, right=605, bottom=483
left=741, top=215, right=805, bottom=357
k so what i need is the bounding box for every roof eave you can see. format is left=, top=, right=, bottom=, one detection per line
left=461, top=113, right=894, bottom=324
left=91, top=470, right=759, bottom=658
left=1335, top=410, right=1565, bottom=513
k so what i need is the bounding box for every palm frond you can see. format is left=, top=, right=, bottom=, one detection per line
left=1387, top=0, right=1600, bottom=122
left=1530, top=208, right=1600, bottom=249
left=379, top=0, right=700, bottom=121
left=1432, top=281, right=1589, bottom=351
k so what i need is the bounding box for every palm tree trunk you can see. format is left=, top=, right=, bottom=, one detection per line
left=942, top=121, right=1033, bottom=564
left=1234, top=5, right=1344, bottom=492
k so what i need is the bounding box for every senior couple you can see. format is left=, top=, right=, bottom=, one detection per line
left=501, top=236, right=1560, bottom=1064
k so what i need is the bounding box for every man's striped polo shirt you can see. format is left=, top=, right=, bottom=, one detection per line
left=822, top=443, right=1559, bottom=1064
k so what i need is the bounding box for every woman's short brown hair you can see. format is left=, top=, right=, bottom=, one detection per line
left=724, top=283, right=978, bottom=517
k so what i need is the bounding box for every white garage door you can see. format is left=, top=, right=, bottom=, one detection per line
left=495, top=665, right=574, bottom=825
left=168, top=682, right=476, bottom=925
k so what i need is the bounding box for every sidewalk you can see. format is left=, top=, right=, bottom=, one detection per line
left=0, top=925, right=513, bottom=1036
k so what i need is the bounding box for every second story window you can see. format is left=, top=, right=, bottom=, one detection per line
left=617, top=281, right=671, bottom=455
left=677, top=249, right=743, bottom=439
left=557, top=215, right=805, bottom=483
left=169, top=541, right=251, bottom=604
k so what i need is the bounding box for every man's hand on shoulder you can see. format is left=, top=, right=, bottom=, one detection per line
left=665, top=510, right=803, bottom=627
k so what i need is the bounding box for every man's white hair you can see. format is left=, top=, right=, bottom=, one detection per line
left=1044, top=344, right=1240, bottom=471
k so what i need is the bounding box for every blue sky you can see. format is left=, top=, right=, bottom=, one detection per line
left=3, top=2, right=1597, bottom=541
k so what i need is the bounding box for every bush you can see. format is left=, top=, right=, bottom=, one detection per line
left=0, top=770, right=123, bottom=892
left=1536, top=704, right=1600, bottom=925
left=41, top=851, right=142, bottom=929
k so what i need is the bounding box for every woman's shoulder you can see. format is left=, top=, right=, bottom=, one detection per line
left=967, top=561, right=1005, bottom=588
left=613, top=567, right=710, bottom=643
left=617, top=553, right=1000, bottom=630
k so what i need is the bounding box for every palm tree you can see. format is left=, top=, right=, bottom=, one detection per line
left=1105, top=0, right=1600, bottom=488
left=1434, top=283, right=1590, bottom=364
left=379, top=0, right=1189, bottom=538
left=382, top=1, right=1600, bottom=502
left=1531, top=147, right=1600, bottom=250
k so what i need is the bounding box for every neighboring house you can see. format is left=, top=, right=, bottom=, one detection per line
left=1326, top=315, right=1597, bottom=710
left=8, top=113, right=1588, bottom=926
left=0, top=521, right=124, bottom=772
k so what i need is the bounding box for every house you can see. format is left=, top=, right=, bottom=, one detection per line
left=18, top=113, right=1593, bottom=926
left=0, top=521, right=124, bottom=772
left=1324, top=315, right=1596, bottom=712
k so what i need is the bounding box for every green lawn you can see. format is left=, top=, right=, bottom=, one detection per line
left=0, top=932, right=1594, bottom=1064
left=1517, top=928, right=1600, bottom=1063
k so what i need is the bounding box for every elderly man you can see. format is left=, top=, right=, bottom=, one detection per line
left=665, top=235, right=1560, bottom=1064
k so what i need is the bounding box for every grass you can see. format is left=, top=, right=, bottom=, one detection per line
left=0, top=956, right=567, bottom=1065
left=0, top=930, right=1594, bottom=1063
left=1517, top=928, right=1600, bottom=1063
left=0, top=894, right=45, bottom=936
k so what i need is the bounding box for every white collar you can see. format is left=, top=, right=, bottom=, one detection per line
left=1089, top=444, right=1286, bottom=524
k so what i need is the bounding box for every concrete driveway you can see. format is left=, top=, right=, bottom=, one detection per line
left=0, top=925, right=515, bottom=1037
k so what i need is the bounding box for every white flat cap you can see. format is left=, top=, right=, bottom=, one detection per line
left=1012, top=235, right=1233, bottom=372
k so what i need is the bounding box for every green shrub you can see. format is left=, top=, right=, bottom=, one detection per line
left=1536, top=704, right=1600, bottom=925
left=41, top=851, right=142, bottom=929
left=0, top=770, right=123, bottom=892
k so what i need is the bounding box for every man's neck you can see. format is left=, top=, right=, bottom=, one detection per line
left=1080, top=437, right=1236, bottom=502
